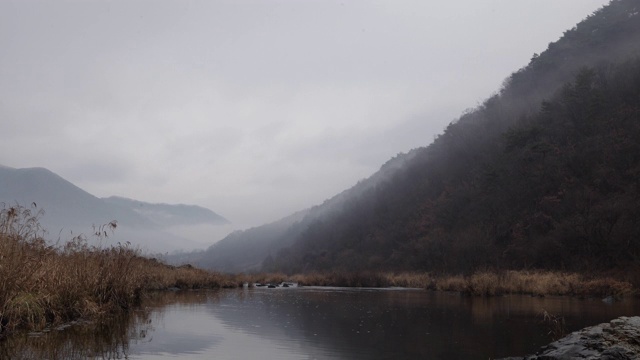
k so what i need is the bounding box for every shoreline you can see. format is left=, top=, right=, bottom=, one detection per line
left=245, top=270, right=637, bottom=298
left=1, top=206, right=636, bottom=340
left=498, top=316, right=640, bottom=359
left=0, top=205, right=242, bottom=339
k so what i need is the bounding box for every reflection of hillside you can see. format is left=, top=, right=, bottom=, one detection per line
left=0, top=291, right=222, bottom=360
left=126, top=290, right=228, bottom=357
left=467, top=295, right=638, bottom=326
left=207, top=289, right=640, bottom=359
left=5, top=289, right=638, bottom=359
left=206, top=289, right=533, bottom=358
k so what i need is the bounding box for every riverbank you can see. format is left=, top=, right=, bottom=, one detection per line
left=0, top=206, right=241, bottom=338
left=250, top=271, right=635, bottom=298
left=1, top=205, right=635, bottom=338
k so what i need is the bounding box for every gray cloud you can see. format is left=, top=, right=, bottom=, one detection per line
left=0, top=0, right=609, bottom=240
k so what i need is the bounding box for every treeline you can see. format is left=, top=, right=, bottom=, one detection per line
left=263, top=0, right=640, bottom=278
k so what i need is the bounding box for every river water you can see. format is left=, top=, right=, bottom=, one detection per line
left=3, top=287, right=639, bottom=359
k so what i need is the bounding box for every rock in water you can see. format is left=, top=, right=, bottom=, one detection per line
left=501, top=316, right=640, bottom=360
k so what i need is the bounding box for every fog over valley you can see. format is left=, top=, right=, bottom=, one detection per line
left=5, top=3, right=640, bottom=358
left=0, top=0, right=609, bottom=248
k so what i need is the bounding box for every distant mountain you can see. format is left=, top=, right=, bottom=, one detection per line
left=187, top=0, right=640, bottom=274
left=0, top=165, right=152, bottom=229
left=102, top=196, right=228, bottom=228
left=0, top=165, right=227, bottom=253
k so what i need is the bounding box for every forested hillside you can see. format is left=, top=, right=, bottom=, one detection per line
left=262, top=0, right=640, bottom=274
left=186, top=151, right=417, bottom=272
left=189, top=0, right=640, bottom=275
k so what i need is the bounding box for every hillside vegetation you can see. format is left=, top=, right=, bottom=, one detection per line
left=270, top=60, right=640, bottom=276
left=187, top=151, right=417, bottom=272
left=264, top=0, right=640, bottom=277
left=192, top=0, right=640, bottom=281
left=267, top=0, right=640, bottom=277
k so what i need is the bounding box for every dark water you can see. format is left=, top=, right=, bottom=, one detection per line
left=3, top=287, right=639, bottom=359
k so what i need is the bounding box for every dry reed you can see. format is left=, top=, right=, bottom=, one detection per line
left=541, top=309, right=567, bottom=341
left=0, top=205, right=238, bottom=337
left=2, top=204, right=635, bottom=337
left=272, top=270, right=635, bottom=297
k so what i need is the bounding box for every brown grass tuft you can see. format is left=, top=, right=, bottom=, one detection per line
left=541, top=309, right=567, bottom=341
left=260, top=269, right=636, bottom=298
left=0, top=204, right=239, bottom=337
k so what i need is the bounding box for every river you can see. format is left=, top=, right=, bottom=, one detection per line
left=3, top=287, right=639, bottom=359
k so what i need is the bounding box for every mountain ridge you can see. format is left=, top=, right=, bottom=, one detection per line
left=0, top=165, right=228, bottom=252
left=185, top=0, right=640, bottom=275
left=102, top=196, right=229, bottom=228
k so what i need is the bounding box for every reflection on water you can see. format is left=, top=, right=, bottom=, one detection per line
left=2, top=288, right=638, bottom=359
left=0, top=311, right=148, bottom=359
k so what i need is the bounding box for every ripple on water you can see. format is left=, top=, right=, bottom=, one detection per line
left=4, top=288, right=639, bottom=360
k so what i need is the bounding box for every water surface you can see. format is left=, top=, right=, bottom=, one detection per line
left=4, top=287, right=639, bottom=359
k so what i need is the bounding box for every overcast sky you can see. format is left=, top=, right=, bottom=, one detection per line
left=0, top=0, right=609, bottom=241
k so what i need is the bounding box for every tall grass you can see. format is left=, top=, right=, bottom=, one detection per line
left=2, top=203, right=635, bottom=337
left=0, top=205, right=237, bottom=337
left=280, top=270, right=635, bottom=297
left=541, top=309, right=567, bottom=341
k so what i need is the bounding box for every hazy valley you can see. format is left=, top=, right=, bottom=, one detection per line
left=0, top=165, right=228, bottom=253
left=2, top=1, right=640, bottom=358
left=170, top=0, right=640, bottom=283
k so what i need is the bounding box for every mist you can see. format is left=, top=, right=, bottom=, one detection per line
left=0, top=0, right=609, bottom=243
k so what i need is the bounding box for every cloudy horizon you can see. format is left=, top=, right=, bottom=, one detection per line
left=1, top=0, right=609, bottom=244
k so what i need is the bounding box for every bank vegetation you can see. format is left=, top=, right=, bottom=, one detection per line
left=246, top=270, right=635, bottom=298
left=1, top=203, right=635, bottom=339
left=0, top=205, right=239, bottom=338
